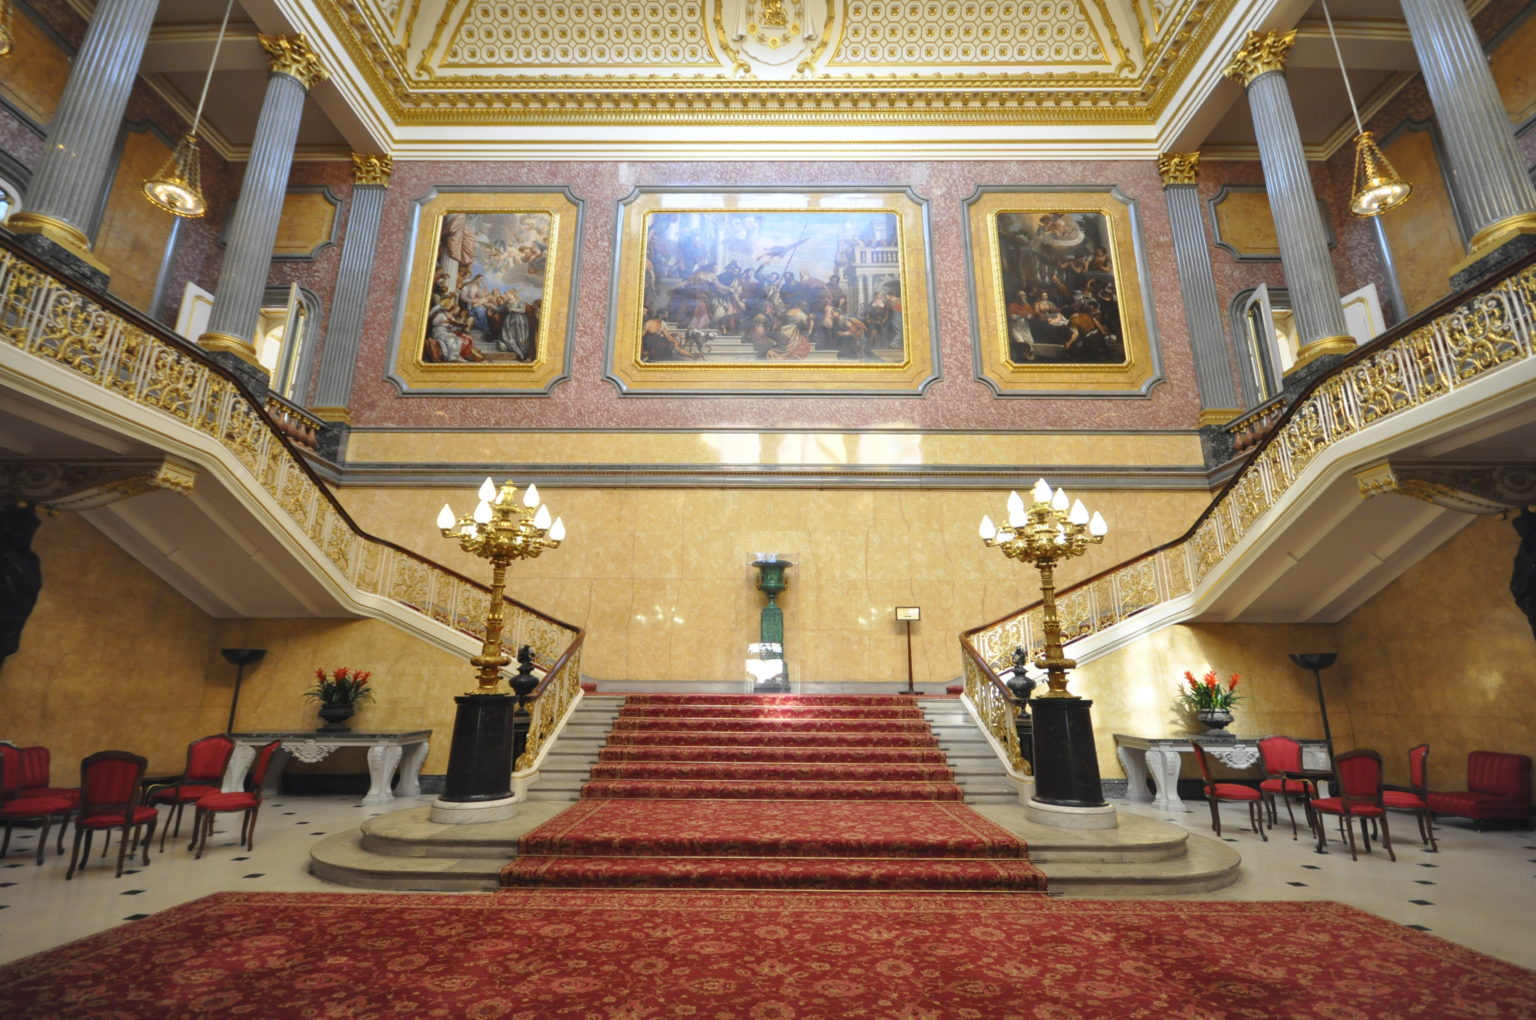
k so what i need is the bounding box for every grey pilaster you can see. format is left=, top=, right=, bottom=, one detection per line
left=200, top=36, right=326, bottom=370
left=312, top=155, right=392, bottom=415
left=1226, top=32, right=1352, bottom=367
left=1158, top=153, right=1241, bottom=423
left=1400, top=0, right=1536, bottom=281
left=5, top=0, right=160, bottom=280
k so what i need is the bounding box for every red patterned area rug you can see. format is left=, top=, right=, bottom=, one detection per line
left=4, top=890, right=1534, bottom=1019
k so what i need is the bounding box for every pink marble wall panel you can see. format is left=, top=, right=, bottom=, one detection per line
left=269, top=160, right=353, bottom=402
left=347, top=158, right=1203, bottom=432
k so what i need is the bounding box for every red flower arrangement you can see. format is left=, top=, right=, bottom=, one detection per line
left=305, top=667, right=375, bottom=706
left=1177, top=669, right=1241, bottom=711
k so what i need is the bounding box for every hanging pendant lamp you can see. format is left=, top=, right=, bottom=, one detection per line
left=1322, top=0, right=1411, bottom=217
left=0, top=0, right=15, bottom=59
left=143, top=0, right=235, bottom=217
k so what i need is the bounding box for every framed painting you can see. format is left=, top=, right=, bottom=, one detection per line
left=963, top=186, right=1163, bottom=397
left=387, top=187, right=582, bottom=394
left=606, top=187, right=939, bottom=395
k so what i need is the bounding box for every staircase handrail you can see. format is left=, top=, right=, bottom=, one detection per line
left=0, top=237, right=584, bottom=770
left=960, top=252, right=1536, bottom=752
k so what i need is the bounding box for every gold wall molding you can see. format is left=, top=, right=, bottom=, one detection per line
left=260, top=34, right=329, bottom=91
left=1223, top=29, right=1295, bottom=89
left=1157, top=151, right=1199, bottom=187
left=352, top=152, right=393, bottom=187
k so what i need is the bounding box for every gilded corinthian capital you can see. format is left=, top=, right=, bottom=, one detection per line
left=260, top=34, right=328, bottom=91
left=1157, top=152, right=1200, bottom=187
left=352, top=153, right=393, bottom=187
left=1223, top=30, right=1296, bottom=89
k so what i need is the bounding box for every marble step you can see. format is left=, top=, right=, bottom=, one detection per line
left=1038, top=833, right=1241, bottom=896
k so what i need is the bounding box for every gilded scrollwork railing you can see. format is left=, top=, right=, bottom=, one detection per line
left=0, top=243, right=586, bottom=766
left=961, top=651, right=1027, bottom=776
left=961, top=257, right=1536, bottom=753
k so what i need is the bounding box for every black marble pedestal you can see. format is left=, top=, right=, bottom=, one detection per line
left=441, top=693, right=516, bottom=802
left=1029, top=696, right=1106, bottom=808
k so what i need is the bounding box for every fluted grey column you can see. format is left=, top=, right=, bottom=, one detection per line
left=1225, top=31, right=1353, bottom=368
left=5, top=0, right=161, bottom=273
left=1158, top=152, right=1241, bottom=423
left=311, top=154, right=392, bottom=418
left=1400, top=0, right=1536, bottom=279
left=200, top=36, right=327, bottom=370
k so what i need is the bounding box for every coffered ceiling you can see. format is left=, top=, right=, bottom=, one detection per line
left=82, top=0, right=1490, bottom=159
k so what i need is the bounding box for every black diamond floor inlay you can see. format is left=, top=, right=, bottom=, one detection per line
left=231, top=856, right=250, bottom=861
left=1408, top=899, right=1434, bottom=905
left=3, top=863, right=24, bottom=869
left=1417, top=863, right=1438, bottom=868
left=0, top=882, right=15, bottom=888
left=1406, top=924, right=1432, bottom=932
left=1286, top=881, right=1308, bottom=887
left=120, top=889, right=146, bottom=896
left=309, top=832, right=325, bottom=836
left=242, top=873, right=265, bottom=879
left=1301, top=865, right=1321, bottom=870
left=124, top=913, right=150, bottom=921
left=1414, top=880, right=1436, bottom=885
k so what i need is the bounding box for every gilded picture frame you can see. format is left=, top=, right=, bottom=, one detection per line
left=963, top=186, right=1162, bottom=397
left=387, top=186, right=582, bottom=395
left=606, top=186, right=939, bottom=396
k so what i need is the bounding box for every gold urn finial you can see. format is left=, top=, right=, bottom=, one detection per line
left=1224, top=29, right=1296, bottom=89
left=1157, top=152, right=1200, bottom=188
left=352, top=153, right=394, bottom=188
left=260, top=34, right=328, bottom=91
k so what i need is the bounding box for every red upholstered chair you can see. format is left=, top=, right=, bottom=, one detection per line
left=16, top=746, right=80, bottom=856
left=1257, top=736, right=1313, bottom=839
left=0, top=745, right=74, bottom=865
left=1190, top=742, right=1267, bottom=841
left=1382, top=743, right=1437, bottom=852
left=68, top=751, right=159, bottom=879
left=1426, top=751, right=1533, bottom=829
left=190, top=740, right=281, bottom=859
left=144, top=735, right=235, bottom=851
left=1309, top=749, right=1394, bottom=862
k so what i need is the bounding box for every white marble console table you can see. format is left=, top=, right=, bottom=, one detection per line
left=1113, top=734, right=1331, bottom=813
left=223, top=730, right=432, bottom=806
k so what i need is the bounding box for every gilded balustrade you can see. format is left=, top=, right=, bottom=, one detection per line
left=0, top=245, right=585, bottom=762
left=960, top=261, right=1536, bottom=757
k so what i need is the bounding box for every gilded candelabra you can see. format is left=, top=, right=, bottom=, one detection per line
left=980, top=479, right=1107, bottom=698
left=438, top=478, right=565, bottom=694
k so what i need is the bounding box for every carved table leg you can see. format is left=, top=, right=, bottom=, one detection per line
left=396, top=740, right=430, bottom=797
left=363, top=744, right=404, bottom=806
left=222, top=744, right=255, bottom=793
left=1144, top=748, right=1189, bottom=812
left=1118, top=746, right=1153, bottom=803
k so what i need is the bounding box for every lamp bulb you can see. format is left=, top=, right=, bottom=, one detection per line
left=979, top=515, right=997, bottom=540
left=523, top=482, right=540, bottom=509
left=1006, top=490, right=1024, bottom=514
left=1089, top=511, right=1108, bottom=537
left=1051, top=487, right=1069, bottom=512
left=1069, top=499, right=1088, bottom=525
left=473, top=499, right=492, bottom=524
left=550, top=516, right=566, bottom=542
left=1032, top=478, right=1053, bottom=504
left=533, top=504, right=552, bottom=530
left=1007, top=506, right=1026, bottom=528
left=437, top=504, right=455, bottom=530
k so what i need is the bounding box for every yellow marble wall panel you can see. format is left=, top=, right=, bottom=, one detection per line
left=1380, top=128, right=1463, bottom=314
left=0, top=11, right=69, bottom=124
left=344, top=430, right=1206, bottom=469
left=273, top=191, right=339, bottom=258
left=98, top=130, right=176, bottom=312
left=1490, top=12, right=1536, bottom=124
left=0, top=515, right=221, bottom=775
left=1212, top=190, right=1281, bottom=259
left=1335, top=515, right=1532, bottom=791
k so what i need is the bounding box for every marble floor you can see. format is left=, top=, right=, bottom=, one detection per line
left=1, top=792, right=1533, bottom=970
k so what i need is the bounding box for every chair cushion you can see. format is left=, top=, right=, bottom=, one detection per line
left=150, top=784, right=222, bottom=803
left=1427, top=790, right=1529, bottom=820
left=0, top=796, right=73, bottom=818
left=1259, top=778, right=1310, bottom=795
left=1210, top=783, right=1261, bottom=801
left=1382, top=790, right=1428, bottom=810
left=196, top=792, right=260, bottom=812
left=19, top=786, right=79, bottom=805
left=79, top=806, right=158, bottom=828
left=1310, top=797, right=1384, bottom=817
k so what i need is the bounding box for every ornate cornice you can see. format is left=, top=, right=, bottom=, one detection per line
left=261, top=34, right=329, bottom=91
left=1223, top=29, right=1296, bottom=89
left=1157, top=151, right=1200, bottom=187
left=352, top=152, right=393, bottom=187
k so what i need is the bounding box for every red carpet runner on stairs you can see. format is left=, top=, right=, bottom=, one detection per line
left=501, top=694, right=1047, bottom=891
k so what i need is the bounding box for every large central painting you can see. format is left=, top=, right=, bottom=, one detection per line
left=608, top=188, right=938, bottom=395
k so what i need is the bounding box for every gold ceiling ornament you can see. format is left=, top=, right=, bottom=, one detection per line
left=0, top=0, right=13, bottom=59
left=1222, top=29, right=1295, bottom=89
left=143, top=0, right=235, bottom=217
left=1319, top=0, right=1409, bottom=216
left=260, top=34, right=329, bottom=90
left=352, top=152, right=394, bottom=187
left=1156, top=151, right=1200, bottom=187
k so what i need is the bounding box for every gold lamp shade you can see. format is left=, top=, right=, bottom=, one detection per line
left=143, top=134, right=207, bottom=218
left=1350, top=131, right=1412, bottom=217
